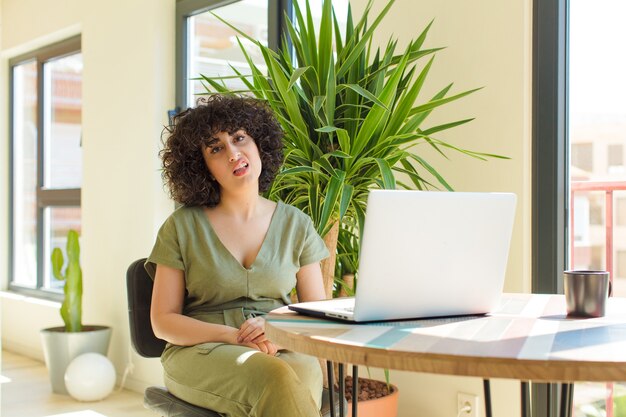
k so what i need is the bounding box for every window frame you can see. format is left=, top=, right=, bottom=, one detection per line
left=532, top=0, right=569, bottom=415
left=8, top=35, right=82, bottom=301
left=174, top=0, right=290, bottom=112
left=532, top=0, right=569, bottom=293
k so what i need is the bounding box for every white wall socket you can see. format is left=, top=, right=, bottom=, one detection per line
left=457, top=392, right=479, bottom=417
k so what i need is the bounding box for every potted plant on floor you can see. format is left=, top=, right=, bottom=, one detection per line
left=40, top=229, right=112, bottom=395
left=343, top=374, right=398, bottom=417
left=202, top=0, right=506, bottom=414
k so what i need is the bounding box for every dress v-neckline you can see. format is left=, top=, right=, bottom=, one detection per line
left=200, top=201, right=282, bottom=271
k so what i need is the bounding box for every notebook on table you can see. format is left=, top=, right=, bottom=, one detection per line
left=289, top=190, right=517, bottom=323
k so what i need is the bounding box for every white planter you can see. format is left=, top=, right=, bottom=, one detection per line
left=40, top=325, right=112, bottom=394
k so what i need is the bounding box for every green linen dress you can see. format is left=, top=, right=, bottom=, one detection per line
left=145, top=201, right=329, bottom=417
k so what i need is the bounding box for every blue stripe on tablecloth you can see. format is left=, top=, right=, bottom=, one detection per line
left=551, top=323, right=626, bottom=353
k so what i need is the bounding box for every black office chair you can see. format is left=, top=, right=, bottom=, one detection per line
left=126, top=258, right=344, bottom=417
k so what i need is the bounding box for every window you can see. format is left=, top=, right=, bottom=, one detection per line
left=176, top=0, right=286, bottom=111
left=184, top=0, right=269, bottom=108
left=9, top=36, right=82, bottom=298
left=535, top=0, right=626, bottom=416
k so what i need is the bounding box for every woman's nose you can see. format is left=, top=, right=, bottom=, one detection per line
left=228, top=151, right=241, bottom=162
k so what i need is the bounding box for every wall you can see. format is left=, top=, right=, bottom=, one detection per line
left=0, top=0, right=533, bottom=415
left=0, top=0, right=176, bottom=392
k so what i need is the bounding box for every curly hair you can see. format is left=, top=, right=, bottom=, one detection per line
left=160, top=95, right=284, bottom=207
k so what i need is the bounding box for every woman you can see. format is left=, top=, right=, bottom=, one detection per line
left=145, top=95, right=329, bottom=417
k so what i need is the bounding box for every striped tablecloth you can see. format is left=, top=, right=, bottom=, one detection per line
left=266, top=293, right=626, bottom=382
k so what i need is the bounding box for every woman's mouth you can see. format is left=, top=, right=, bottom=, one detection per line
left=233, top=161, right=249, bottom=176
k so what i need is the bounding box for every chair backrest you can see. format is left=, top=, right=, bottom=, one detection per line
left=126, top=258, right=167, bottom=358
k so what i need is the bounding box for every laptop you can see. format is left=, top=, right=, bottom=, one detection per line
left=289, top=190, right=517, bottom=322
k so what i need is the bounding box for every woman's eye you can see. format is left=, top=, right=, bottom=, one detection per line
left=235, top=135, right=246, bottom=142
left=210, top=146, right=222, bottom=154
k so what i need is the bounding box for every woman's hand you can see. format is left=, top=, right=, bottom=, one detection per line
left=237, top=317, right=266, bottom=344
left=251, top=340, right=279, bottom=356
left=234, top=317, right=281, bottom=355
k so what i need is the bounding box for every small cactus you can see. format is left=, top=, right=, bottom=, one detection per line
left=51, top=229, right=82, bottom=332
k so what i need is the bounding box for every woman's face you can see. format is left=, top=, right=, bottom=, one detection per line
left=201, top=129, right=262, bottom=192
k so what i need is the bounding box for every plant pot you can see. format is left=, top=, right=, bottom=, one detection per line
left=40, top=325, right=112, bottom=394
left=344, top=376, right=399, bottom=417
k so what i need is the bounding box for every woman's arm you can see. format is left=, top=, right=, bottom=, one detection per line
left=295, top=261, right=327, bottom=302
left=150, top=264, right=241, bottom=346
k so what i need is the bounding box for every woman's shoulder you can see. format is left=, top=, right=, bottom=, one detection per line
left=171, top=205, right=203, bottom=217
left=160, top=205, right=204, bottom=227
left=155, top=206, right=209, bottom=244
left=275, top=201, right=313, bottom=225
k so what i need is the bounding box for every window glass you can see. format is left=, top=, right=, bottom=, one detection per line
left=187, top=0, right=268, bottom=107
left=569, top=0, right=626, bottom=289
left=44, top=53, right=83, bottom=189
left=569, top=1, right=626, bottom=414
left=12, top=61, right=38, bottom=288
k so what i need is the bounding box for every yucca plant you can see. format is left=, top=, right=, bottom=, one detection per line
left=202, top=0, right=505, bottom=297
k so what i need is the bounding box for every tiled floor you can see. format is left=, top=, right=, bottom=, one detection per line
left=1, top=350, right=154, bottom=417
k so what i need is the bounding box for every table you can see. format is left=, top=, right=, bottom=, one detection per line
left=266, top=293, right=626, bottom=417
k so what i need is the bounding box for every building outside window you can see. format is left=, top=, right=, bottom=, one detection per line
left=608, top=143, right=624, bottom=173
left=617, top=197, right=626, bottom=227
left=9, top=36, right=82, bottom=298
left=571, top=142, right=593, bottom=173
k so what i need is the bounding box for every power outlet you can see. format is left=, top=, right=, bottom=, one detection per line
left=457, top=392, right=479, bottom=417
